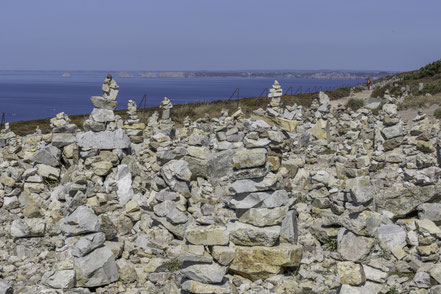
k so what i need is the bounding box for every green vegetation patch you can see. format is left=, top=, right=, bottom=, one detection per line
left=346, top=98, right=364, bottom=111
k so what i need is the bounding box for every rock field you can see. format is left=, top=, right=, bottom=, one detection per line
left=0, top=76, right=441, bottom=294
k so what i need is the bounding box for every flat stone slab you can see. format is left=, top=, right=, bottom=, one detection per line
left=77, top=129, right=130, bottom=149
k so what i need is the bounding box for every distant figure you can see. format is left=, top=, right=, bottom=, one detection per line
left=366, top=76, right=373, bottom=90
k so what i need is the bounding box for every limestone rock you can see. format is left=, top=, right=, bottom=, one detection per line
left=41, top=270, right=76, bottom=289
left=233, top=148, right=267, bottom=169
left=338, top=229, right=375, bottom=262
left=181, top=261, right=227, bottom=284
left=185, top=225, right=229, bottom=246
left=230, top=244, right=303, bottom=281
left=74, top=246, right=119, bottom=287
left=10, top=218, right=46, bottom=238
left=181, top=279, right=231, bottom=294
left=337, top=261, right=366, bottom=286
left=31, top=145, right=61, bottom=167
left=228, top=221, right=280, bottom=246
left=239, top=206, right=288, bottom=227
left=77, top=129, right=130, bottom=149
left=61, top=206, right=101, bottom=236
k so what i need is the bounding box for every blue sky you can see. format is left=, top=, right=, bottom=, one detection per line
left=1, top=0, right=440, bottom=71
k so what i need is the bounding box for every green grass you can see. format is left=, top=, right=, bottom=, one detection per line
left=346, top=98, right=364, bottom=111
left=434, top=107, right=441, bottom=119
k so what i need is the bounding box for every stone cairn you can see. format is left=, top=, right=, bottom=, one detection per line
left=160, top=97, right=173, bottom=121
left=83, top=74, right=120, bottom=132
left=50, top=112, right=78, bottom=163
left=77, top=74, right=130, bottom=151
left=3, top=78, right=441, bottom=294
left=123, top=100, right=145, bottom=144
left=266, top=80, right=283, bottom=117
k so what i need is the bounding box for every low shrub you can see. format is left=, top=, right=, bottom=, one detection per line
left=346, top=98, right=364, bottom=111
left=434, top=107, right=441, bottom=119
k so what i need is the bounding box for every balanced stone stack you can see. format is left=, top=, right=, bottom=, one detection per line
left=0, top=123, right=14, bottom=148
left=50, top=112, right=78, bottom=162
left=266, top=80, right=283, bottom=117
left=123, top=100, right=145, bottom=144
left=77, top=74, right=130, bottom=150
left=160, top=97, right=173, bottom=121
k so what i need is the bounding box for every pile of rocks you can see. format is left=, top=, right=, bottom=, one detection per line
left=266, top=80, right=283, bottom=117
left=2, top=76, right=441, bottom=294
left=77, top=74, right=130, bottom=151
left=123, top=100, right=145, bottom=144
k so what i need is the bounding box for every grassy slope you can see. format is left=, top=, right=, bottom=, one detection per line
left=372, top=60, right=441, bottom=98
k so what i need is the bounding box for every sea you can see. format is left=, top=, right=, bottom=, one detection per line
left=0, top=71, right=364, bottom=122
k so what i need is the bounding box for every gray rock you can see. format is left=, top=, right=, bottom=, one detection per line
left=337, top=229, right=375, bottom=261
left=239, top=206, right=288, bottom=227
left=181, top=261, right=227, bottom=284
left=10, top=218, right=45, bottom=238
left=52, top=133, right=77, bottom=148
left=74, top=246, right=119, bottom=287
left=228, top=221, right=280, bottom=246
left=41, top=270, right=76, bottom=289
left=229, top=190, right=290, bottom=209
left=365, top=102, right=381, bottom=110
left=90, top=108, right=115, bottom=123
left=377, top=224, right=406, bottom=251
left=0, top=280, right=12, bottom=294
left=230, top=172, right=277, bottom=194
left=155, top=190, right=179, bottom=202
left=376, top=184, right=440, bottom=218
left=414, top=272, right=431, bottom=288
left=70, top=232, right=106, bottom=257
left=116, top=164, right=133, bottom=205
left=31, top=145, right=61, bottom=167
left=233, top=148, right=267, bottom=169
left=77, top=129, right=130, bottom=150
left=90, top=96, right=117, bottom=110
left=280, top=211, right=298, bottom=244
left=206, top=150, right=235, bottom=185
left=181, top=279, right=231, bottom=294
left=418, top=203, right=441, bottom=225
left=37, top=164, right=60, bottom=179
left=61, top=206, right=101, bottom=236
left=52, top=123, right=78, bottom=134
left=161, top=159, right=192, bottom=183
left=99, top=215, right=118, bottom=241
left=381, top=122, right=404, bottom=139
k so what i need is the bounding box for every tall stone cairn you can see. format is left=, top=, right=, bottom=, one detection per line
left=77, top=74, right=130, bottom=150
left=266, top=80, right=283, bottom=117
left=123, top=100, right=145, bottom=144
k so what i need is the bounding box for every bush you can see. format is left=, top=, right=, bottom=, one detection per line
left=434, top=107, right=441, bottom=119
left=346, top=98, right=364, bottom=111
left=325, top=87, right=351, bottom=100
left=420, top=80, right=441, bottom=95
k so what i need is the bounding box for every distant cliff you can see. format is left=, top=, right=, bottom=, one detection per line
left=128, top=70, right=393, bottom=80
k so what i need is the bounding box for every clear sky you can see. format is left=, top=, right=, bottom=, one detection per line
left=1, top=0, right=440, bottom=72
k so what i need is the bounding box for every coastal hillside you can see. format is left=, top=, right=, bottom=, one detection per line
left=0, top=65, right=441, bottom=293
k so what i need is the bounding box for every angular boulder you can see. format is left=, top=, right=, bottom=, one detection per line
left=76, top=129, right=130, bottom=150
left=230, top=244, right=303, bottom=281
left=74, top=246, right=119, bottom=287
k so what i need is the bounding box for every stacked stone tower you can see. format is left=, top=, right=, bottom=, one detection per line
left=77, top=74, right=130, bottom=150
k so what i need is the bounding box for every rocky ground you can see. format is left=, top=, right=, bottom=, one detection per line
left=0, top=77, right=441, bottom=294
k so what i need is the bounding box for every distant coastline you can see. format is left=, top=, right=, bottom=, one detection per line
left=0, top=70, right=394, bottom=81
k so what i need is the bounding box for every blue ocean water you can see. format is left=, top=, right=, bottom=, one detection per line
left=0, top=71, right=364, bottom=122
